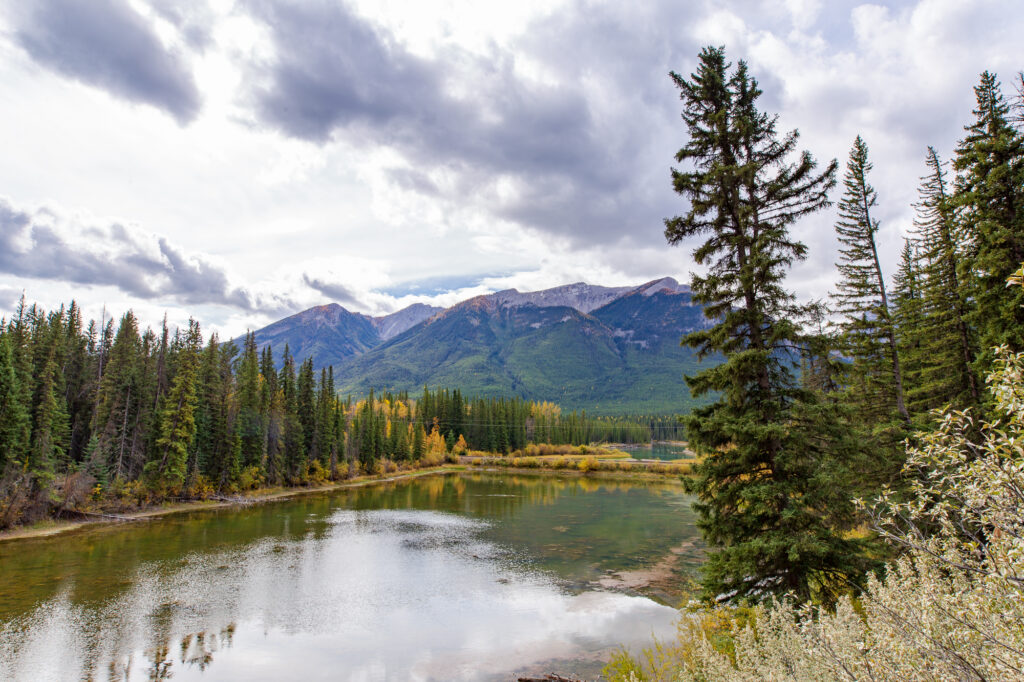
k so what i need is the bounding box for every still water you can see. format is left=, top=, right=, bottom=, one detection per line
left=612, top=442, right=693, bottom=461
left=0, top=473, right=702, bottom=681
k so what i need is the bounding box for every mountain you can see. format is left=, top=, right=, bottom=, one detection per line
left=247, top=277, right=716, bottom=414
left=334, top=278, right=714, bottom=414
left=247, top=304, right=379, bottom=369
left=489, top=282, right=633, bottom=313
left=374, top=303, right=443, bottom=340
left=245, top=302, right=440, bottom=367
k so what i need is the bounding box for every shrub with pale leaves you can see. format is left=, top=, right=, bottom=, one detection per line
left=610, top=347, right=1024, bottom=681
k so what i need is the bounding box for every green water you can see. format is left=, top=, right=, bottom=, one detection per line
left=613, top=442, right=693, bottom=461
left=0, top=472, right=702, bottom=681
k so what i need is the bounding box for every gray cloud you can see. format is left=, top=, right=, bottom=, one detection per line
left=147, top=0, right=216, bottom=52
left=242, top=0, right=688, bottom=246
left=10, top=0, right=201, bottom=123
left=240, top=0, right=1024, bottom=292
left=301, top=274, right=364, bottom=308
left=0, top=198, right=257, bottom=310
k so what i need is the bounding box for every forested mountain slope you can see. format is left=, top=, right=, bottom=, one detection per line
left=248, top=278, right=715, bottom=414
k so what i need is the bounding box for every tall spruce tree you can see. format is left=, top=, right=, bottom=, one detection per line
left=0, top=334, right=28, bottom=470
left=278, top=346, right=304, bottom=482
left=235, top=333, right=264, bottom=470
left=93, top=312, right=146, bottom=480
left=147, top=320, right=201, bottom=490
left=831, top=136, right=910, bottom=425
left=891, top=238, right=928, bottom=413
left=954, top=71, right=1024, bottom=365
left=909, top=148, right=979, bottom=413
left=665, top=47, right=871, bottom=603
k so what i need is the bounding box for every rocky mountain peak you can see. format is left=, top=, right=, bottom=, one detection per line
left=373, top=303, right=443, bottom=341
left=488, top=281, right=634, bottom=313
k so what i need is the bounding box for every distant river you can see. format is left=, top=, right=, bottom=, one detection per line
left=0, top=473, right=702, bottom=681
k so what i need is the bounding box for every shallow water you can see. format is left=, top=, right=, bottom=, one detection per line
left=612, top=442, right=693, bottom=461
left=0, top=473, right=702, bottom=681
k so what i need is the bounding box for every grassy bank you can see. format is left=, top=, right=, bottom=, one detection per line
left=0, top=456, right=692, bottom=543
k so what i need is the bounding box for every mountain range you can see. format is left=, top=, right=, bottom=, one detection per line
left=247, top=277, right=716, bottom=415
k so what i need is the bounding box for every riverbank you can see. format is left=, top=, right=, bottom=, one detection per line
left=0, top=465, right=463, bottom=543
left=0, top=461, right=690, bottom=544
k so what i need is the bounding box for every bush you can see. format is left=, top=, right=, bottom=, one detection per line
left=238, top=465, right=266, bottom=491
left=306, top=461, right=330, bottom=485
left=184, top=475, right=214, bottom=500
left=605, top=347, right=1024, bottom=681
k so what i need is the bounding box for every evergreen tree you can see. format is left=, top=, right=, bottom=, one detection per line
left=297, top=359, right=316, bottom=459
left=831, top=135, right=910, bottom=425
left=665, top=47, right=869, bottom=604
left=28, top=315, right=69, bottom=481
left=0, top=334, right=28, bottom=470
left=890, top=239, right=928, bottom=414
left=954, top=71, right=1024, bottom=364
left=92, top=312, right=146, bottom=480
left=195, top=336, right=236, bottom=488
left=62, top=301, right=93, bottom=463
left=411, top=422, right=424, bottom=461
left=279, top=346, right=304, bottom=482
left=146, top=320, right=201, bottom=490
left=260, top=346, right=284, bottom=484
left=235, top=333, right=264, bottom=470
left=910, top=148, right=980, bottom=412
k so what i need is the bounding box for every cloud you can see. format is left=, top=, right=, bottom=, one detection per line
left=0, top=286, right=22, bottom=314
left=0, top=198, right=260, bottom=310
left=147, top=0, right=216, bottom=52
left=301, top=274, right=365, bottom=308
left=241, top=0, right=684, bottom=246
left=9, top=0, right=201, bottom=123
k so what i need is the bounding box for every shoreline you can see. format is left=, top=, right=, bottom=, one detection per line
left=0, top=463, right=687, bottom=544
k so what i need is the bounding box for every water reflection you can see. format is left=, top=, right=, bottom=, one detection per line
left=0, top=474, right=701, bottom=681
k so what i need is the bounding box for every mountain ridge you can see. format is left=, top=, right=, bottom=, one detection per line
left=246, top=277, right=711, bottom=414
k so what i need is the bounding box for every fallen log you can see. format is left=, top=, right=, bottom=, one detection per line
left=517, top=674, right=581, bottom=682
left=210, top=494, right=254, bottom=506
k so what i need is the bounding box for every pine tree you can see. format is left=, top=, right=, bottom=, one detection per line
left=954, top=71, right=1024, bottom=364
left=92, top=312, right=145, bottom=480
left=195, top=336, right=236, bottom=489
left=891, top=239, right=928, bottom=414
left=910, top=148, right=980, bottom=413
left=62, top=301, right=93, bottom=463
left=297, top=359, right=316, bottom=459
left=279, top=346, right=303, bottom=482
left=831, top=136, right=910, bottom=425
left=411, top=422, right=424, bottom=461
left=28, top=315, right=69, bottom=481
left=664, top=47, right=870, bottom=604
left=146, top=320, right=201, bottom=491
left=260, top=346, right=284, bottom=484
left=235, top=333, right=264, bottom=470
left=0, top=334, right=28, bottom=470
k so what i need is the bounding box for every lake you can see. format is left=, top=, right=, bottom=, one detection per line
left=0, top=472, right=702, bottom=681
left=611, top=442, right=693, bottom=461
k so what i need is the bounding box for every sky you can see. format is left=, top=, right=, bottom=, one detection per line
left=0, top=0, right=1021, bottom=338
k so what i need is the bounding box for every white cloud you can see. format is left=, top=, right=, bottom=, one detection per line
left=0, top=0, right=1020, bottom=337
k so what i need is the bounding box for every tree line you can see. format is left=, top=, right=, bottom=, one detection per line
left=0, top=315, right=667, bottom=526
left=666, top=47, right=1023, bottom=606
